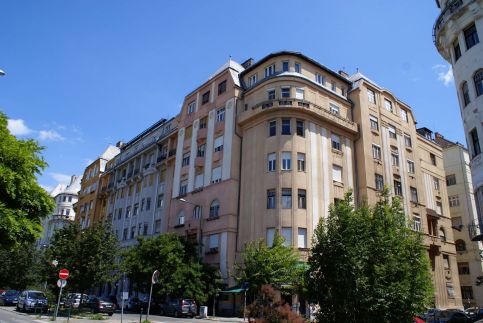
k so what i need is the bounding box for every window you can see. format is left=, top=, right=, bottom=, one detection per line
left=298, top=228, right=307, bottom=249
left=281, top=188, right=292, bottom=209
left=388, top=125, right=397, bottom=139
left=209, top=234, right=219, bottom=249
left=282, top=61, right=289, bottom=72
left=123, top=228, right=128, bottom=240
left=179, top=180, right=188, bottom=196
left=384, top=99, right=393, bottom=112
left=449, top=195, right=460, bottom=207
left=217, top=80, right=227, bottom=95
left=193, top=205, right=202, bottom=219
left=197, top=144, right=206, bottom=157
left=413, top=215, right=422, bottom=232
left=315, top=73, right=325, bottom=85
left=202, top=91, right=210, bottom=105
left=210, top=200, right=220, bottom=217
left=443, top=254, right=450, bottom=269
left=464, top=23, right=479, bottom=50
left=410, top=187, right=418, bottom=203
left=394, top=180, right=402, bottom=196
left=281, top=227, right=292, bottom=246
left=187, top=101, right=196, bottom=114
left=281, top=118, right=291, bottom=135
left=433, top=176, right=440, bottom=190
left=436, top=201, right=443, bottom=215
left=391, top=151, right=399, bottom=166
left=182, top=152, right=190, bottom=167
left=461, top=82, right=470, bottom=106
left=330, top=104, right=340, bottom=115
left=267, top=153, right=276, bottom=172
left=178, top=211, right=185, bottom=225
left=117, top=208, right=123, bottom=219
left=194, top=174, right=204, bottom=189
left=281, top=152, right=291, bottom=170
left=141, top=198, right=145, bottom=211
left=372, top=144, right=381, bottom=160
left=154, top=219, right=161, bottom=233
left=281, top=87, right=290, bottom=98
left=216, top=107, right=225, bottom=122
left=367, top=89, right=376, bottom=104
left=248, top=74, right=257, bottom=86
left=267, top=89, right=276, bottom=100
left=133, top=203, right=139, bottom=216
left=332, top=165, right=342, bottom=183
left=269, top=120, right=276, bottom=137
left=214, top=136, right=224, bottom=152
left=430, top=153, right=437, bottom=166
left=211, top=166, right=222, bottom=183
left=297, top=153, right=306, bottom=172
left=143, top=223, right=148, bottom=236
left=146, top=197, right=151, bottom=211
left=265, top=64, right=276, bottom=78
left=199, top=117, right=207, bottom=129
left=68, top=196, right=72, bottom=202
left=267, top=189, right=276, bottom=209
left=157, top=194, right=164, bottom=208
left=461, top=286, right=474, bottom=300
left=407, top=160, right=415, bottom=174
left=470, top=128, right=481, bottom=157
left=440, top=228, right=447, bottom=242
left=404, top=134, right=412, bottom=147
left=294, top=62, right=301, bottom=73
left=295, top=87, right=304, bottom=100
left=475, top=69, right=483, bottom=97
left=453, top=40, right=461, bottom=62
left=456, top=239, right=466, bottom=252
left=370, top=116, right=379, bottom=131
left=266, top=228, right=275, bottom=247
left=400, top=109, right=408, bottom=122
left=298, top=189, right=306, bottom=209
left=375, top=174, right=384, bottom=191
left=331, top=80, right=336, bottom=91
left=131, top=226, right=136, bottom=239
left=446, top=174, right=456, bottom=186
left=296, top=119, right=305, bottom=137
left=331, top=133, right=341, bottom=150
left=447, top=283, right=455, bottom=299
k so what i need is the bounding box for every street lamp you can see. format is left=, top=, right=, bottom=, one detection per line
left=177, top=198, right=203, bottom=260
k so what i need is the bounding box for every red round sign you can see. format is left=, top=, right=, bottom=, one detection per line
left=59, top=269, right=69, bottom=280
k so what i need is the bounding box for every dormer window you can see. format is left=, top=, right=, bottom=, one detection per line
left=265, top=64, right=275, bottom=78
left=248, top=74, right=258, bottom=87
left=187, top=101, right=196, bottom=115
left=295, top=62, right=301, bottom=73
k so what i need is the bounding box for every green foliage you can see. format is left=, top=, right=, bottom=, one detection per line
left=42, top=222, right=119, bottom=293
left=307, top=190, right=433, bottom=323
left=235, top=231, right=303, bottom=295
left=122, top=233, right=214, bottom=303
left=0, top=242, right=44, bottom=289
left=0, top=112, right=55, bottom=248
left=88, top=313, right=106, bottom=320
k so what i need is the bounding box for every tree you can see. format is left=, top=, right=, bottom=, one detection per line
left=42, top=222, right=119, bottom=294
left=0, top=242, right=44, bottom=289
left=307, top=190, right=433, bottom=323
left=122, top=233, right=212, bottom=303
left=0, top=112, right=55, bottom=248
left=235, top=231, right=303, bottom=296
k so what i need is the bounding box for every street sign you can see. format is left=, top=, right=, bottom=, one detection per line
left=52, top=260, right=58, bottom=267
left=57, top=279, right=67, bottom=288
left=152, top=270, right=160, bottom=284
left=122, top=292, right=128, bottom=300
left=59, top=268, right=69, bottom=280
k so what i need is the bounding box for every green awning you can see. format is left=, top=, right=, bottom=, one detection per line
left=221, top=286, right=244, bottom=293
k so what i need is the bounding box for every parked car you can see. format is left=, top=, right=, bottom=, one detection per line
left=64, top=293, right=88, bottom=308
left=82, top=295, right=115, bottom=316
left=125, top=295, right=155, bottom=312
left=0, top=290, right=19, bottom=305
left=16, top=290, right=48, bottom=313
left=426, top=309, right=470, bottom=323
left=159, top=298, right=197, bottom=317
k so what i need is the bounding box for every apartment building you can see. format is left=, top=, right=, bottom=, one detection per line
left=75, top=145, right=120, bottom=228
left=435, top=133, right=483, bottom=307
left=38, top=175, right=81, bottom=246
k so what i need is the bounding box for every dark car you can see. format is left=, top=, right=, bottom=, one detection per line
left=426, top=309, right=470, bottom=323
left=16, top=290, right=48, bottom=313
left=82, top=295, right=115, bottom=316
left=0, top=290, right=19, bottom=305
left=159, top=298, right=197, bottom=318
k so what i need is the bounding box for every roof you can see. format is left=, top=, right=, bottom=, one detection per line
left=240, top=51, right=351, bottom=85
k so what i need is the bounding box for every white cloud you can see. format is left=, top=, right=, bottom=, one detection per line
left=50, top=173, right=72, bottom=185
left=38, top=130, right=65, bottom=141
left=7, top=119, right=32, bottom=136
left=433, top=64, right=454, bottom=86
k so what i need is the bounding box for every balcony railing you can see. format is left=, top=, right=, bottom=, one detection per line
left=433, top=0, right=464, bottom=45
left=168, top=149, right=176, bottom=157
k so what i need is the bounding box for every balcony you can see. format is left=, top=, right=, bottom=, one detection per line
left=433, top=0, right=464, bottom=46
left=195, top=156, right=205, bottom=167
left=214, top=121, right=225, bottom=133
left=168, top=149, right=176, bottom=159
left=157, top=154, right=167, bottom=163
left=238, top=98, right=358, bottom=134
left=197, top=127, right=207, bottom=141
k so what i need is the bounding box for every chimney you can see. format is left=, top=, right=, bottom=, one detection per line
left=338, top=70, right=349, bottom=78
left=241, top=58, right=254, bottom=69
left=116, top=141, right=125, bottom=148
left=435, top=132, right=444, bottom=140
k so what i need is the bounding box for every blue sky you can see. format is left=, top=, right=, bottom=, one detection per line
left=0, top=0, right=461, bottom=191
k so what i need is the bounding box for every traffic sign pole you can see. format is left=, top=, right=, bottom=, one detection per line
left=146, top=270, right=159, bottom=322
left=54, top=279, right=67, bottom=321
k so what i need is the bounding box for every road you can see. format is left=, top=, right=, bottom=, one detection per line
left=0, top=306, right=244, bottom=323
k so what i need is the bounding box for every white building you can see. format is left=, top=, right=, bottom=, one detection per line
left=38, top=175, right=81, bottom=246
left=433, top=0, right=483, bottom=226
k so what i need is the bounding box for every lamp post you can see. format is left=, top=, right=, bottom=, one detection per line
left=177, top=198, right=203, bottom=260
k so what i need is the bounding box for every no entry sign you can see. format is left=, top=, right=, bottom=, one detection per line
left=59, top=268, right=69, bottom=280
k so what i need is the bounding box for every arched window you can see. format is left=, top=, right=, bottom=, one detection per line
left=456, top=239, right=466, bottom=252
left=209, top=200, right=220, bottom=218
left=193, top=205, right=202, bottom=219
left=461, top=81, right=470, bottom=106
left=475, top=69, right=483, bottom=97
left=439, top=227, right=446, bottom=242
left=178, top=210, right=185, bottom=225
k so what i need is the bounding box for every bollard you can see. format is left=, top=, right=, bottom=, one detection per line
left=139, top=307, right=143, bottom=323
